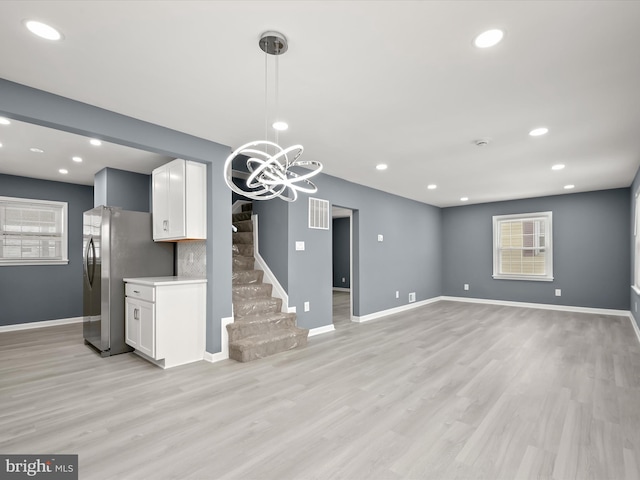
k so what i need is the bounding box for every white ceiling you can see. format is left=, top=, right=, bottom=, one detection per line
left=0, top=1, right=639, bottom=207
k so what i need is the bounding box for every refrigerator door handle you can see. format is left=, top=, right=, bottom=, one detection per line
left=86, top=237, right=96, bottom=287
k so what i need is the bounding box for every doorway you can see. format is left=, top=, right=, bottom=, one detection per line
left=332, top=206, right=354, bottom=327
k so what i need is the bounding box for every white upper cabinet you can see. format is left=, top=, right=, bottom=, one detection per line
left=152, top=159, right=206, bottom=241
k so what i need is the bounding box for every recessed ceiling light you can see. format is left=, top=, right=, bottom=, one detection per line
left=376, top=164, right=388, bottom=171
left=24, top=20, right=63, bottom=41
left=474, top=29, right=504, bottom=48
left=551, top=164, right=565, bottom=171
left=30, top=147, right=44, bottom=153
left=89, top=139, right=102, bottom=146
left=0, top=117, right=11, bottom=125
left=272, top=121, right=288, bottom=131
left=460, top=197, right=469, bottom=202
left=529, top=127, right=549, bottom=137
left=58, top=169, right=68, bottom=175
left=427, top=184, right=437, bottom=190
left=564, top=184, right=575, bottom=190
left=72, top=156, right=83, bottom=163
left=0, top=142, right=3, bottom=148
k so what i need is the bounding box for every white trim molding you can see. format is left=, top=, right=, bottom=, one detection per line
left=631, top=285, right=640, bottom=296
left=440, top=296, right=630, bottom=317
left=308, top=324, right=336, bottom=337
left=0, top=316, right=83, bottom=333
left=628, top=313, right=640, bottom=346
left=204, top=316, right=234, bottom=363
left=352, top=297, right=442, bottom=323
left=332, top=287, right=351, bottom=293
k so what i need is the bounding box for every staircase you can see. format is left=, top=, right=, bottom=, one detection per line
left=229, top=204, right=309, bottom=362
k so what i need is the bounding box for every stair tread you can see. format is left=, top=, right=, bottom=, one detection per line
left=231, top=312, right=296, bottom=324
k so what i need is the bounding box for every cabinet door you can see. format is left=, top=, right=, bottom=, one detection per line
left=125, top=298, right=140, bottom=349
left=125, top=298, right=155, bottom=358
left=167, top=159, right=186, bottom=238
left=152, top=166, right=169, bottom=240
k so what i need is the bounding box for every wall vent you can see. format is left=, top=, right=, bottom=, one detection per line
left=309, top=197, right=330, bottom=230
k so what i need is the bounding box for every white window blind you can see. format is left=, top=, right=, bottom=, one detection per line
left=309, top=197, right=329, bottom=230
left=492, top=211, right=553, bottom=281
left=0, top=196, right=68, bottom=266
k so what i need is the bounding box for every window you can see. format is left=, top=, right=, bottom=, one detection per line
left=493, top=211, right=553, bottom=281
left=0, top=196, right=68, bottom=266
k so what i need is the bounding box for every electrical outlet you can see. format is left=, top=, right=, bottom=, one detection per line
left=342, top=277, right=346, bottom=283
left=295, top=241, right=305, bottom=251
left=304, top=301, right=310, bottom=312
left=188, top=252, right=194, bottom=264
left=464, top=284, right=469, bottom=291
left=377, top=234, right=384, bottom=242
left=555, top=289, right=562, bottom=297
left=396, top=291, right=399, bottom=299
left=408, top=292, right=416, bottom=303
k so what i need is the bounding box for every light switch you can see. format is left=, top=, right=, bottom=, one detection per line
left=295, top=241, right=305, bottom=251
left=378, top=234, right=384, bottom=242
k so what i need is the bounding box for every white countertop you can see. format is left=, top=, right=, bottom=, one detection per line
left=123, top=276, right=207, bottom=286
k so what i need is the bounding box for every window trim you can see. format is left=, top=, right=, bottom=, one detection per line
left=0, top=196, right=69, bottom=266
left=492, top=211, right=553, bottom=282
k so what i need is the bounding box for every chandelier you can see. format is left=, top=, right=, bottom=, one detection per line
left=224, top=32, right=323, bottom=202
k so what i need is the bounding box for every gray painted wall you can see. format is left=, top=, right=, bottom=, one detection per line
left=93, top=167, right=151, bottom=212
left=332, top=217, right=350, bottom=288
left=442, top=189, right=630, bottom=310
left=630, top=167, right=640, bottom=328
left=252, top=198, right=289, bottom=292
left=0, top=78, right=232, bottom=353
left=255, top=173, right=442, bottom=330
left=0, top=174, right=94, bottom=325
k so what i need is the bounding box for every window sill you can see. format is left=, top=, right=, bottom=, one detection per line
left=493, top=274, right=554, bottom=282
left=0, top=260, right=69, bottom=267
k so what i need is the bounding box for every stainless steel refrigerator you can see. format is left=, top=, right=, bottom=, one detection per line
left=83, top=206, right=174, bottom=356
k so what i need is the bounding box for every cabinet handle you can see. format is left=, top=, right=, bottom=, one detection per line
left=133, top=290, right=140, bottom=294
left=134, top=308, right=139, bottom=320
left=163, top=220, right=169, bottom=231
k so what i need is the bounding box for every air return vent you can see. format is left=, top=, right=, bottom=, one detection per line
left=309, top=197, right=329, bottom=230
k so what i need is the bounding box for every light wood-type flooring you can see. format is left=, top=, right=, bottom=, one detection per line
left=2, top=299, right=640, bottom=479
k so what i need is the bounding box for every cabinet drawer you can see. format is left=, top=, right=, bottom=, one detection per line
left=125, top=283, right=155, bottom=302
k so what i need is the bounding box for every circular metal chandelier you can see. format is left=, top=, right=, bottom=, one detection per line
left=224, top=32, right=323, bottom=202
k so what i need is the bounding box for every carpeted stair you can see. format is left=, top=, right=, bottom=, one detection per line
left=229, top=204, right=308, bottom=362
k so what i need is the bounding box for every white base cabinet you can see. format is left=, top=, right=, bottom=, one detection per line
left=124, top=277, right=206, bottom=369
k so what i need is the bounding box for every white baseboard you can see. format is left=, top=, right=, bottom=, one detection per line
left=628, top=313, right=640, bottom=345
left=352, top=297, right=441, bottom=323
left=204, top=316, right=234, bottom=363
left=440, top=296, right=630, bottom=317
left=333, top=287, right=351, bottom=293
left=0, top=316, right=83, bottom=333
left=308, top=324, right=336, bottom=337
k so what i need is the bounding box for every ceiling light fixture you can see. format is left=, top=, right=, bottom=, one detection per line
left=72, top=156, right=83, bottom=163
left=427, top=184, right=437, bottom=190
left=474, top=29, right=504, bottom=48
left=564, top=184, right=575, bottom=190
left=272, top=121, right=288, bottom=131
left=551, top=164, right=565, bottom=171
left=529, top=127, right=549, bottom=137
left=376, top=164, right=388, bottom=171
left=224, top=31, right=322, bottom=202
left=0, top=142, right=3, bottom=148
left=58, top=169, right=68, bottom=175
left=24, top=20, right=63, bottom=41
left=0, top=117, right=11, bottom=125
left=461, top=197, right=469, bottom=202
left=89, top=138, right=102, bottom=146
left=30, top=147, right=44, bottom=153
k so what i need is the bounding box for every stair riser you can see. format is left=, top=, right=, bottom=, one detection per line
left=227, top=317, right=297, bottom=343
left=234, top=298, right=282, bottom=317
left=232, top=284, right=273, bottom=301
left=232, top=270, right=264, bottom=285
left=229, top=334, right=308, bottom=363
left=232, top=244, right=254, bottom=256
left=233, top=232, right=254, bottom=245
left=232, top=212, right=252, bottom=222
left=233, top=220, right=253, bottom=232
left=232, top=256, right=255, bottom=271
